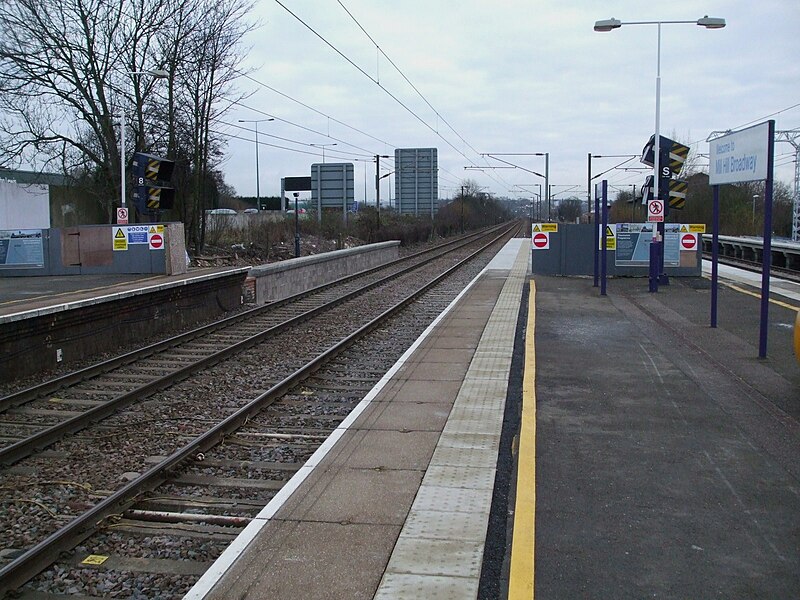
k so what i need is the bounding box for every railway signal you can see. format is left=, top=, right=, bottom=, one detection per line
left=132, top=152, right=176, bottom=214
left=643, top=175, right=687, bottom=210
left=641, top=135, right=690, bottom=177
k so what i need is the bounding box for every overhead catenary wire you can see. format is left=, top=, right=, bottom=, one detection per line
left=334, top=0, right=520, bottom=193
left=223, top=118, right=374, bottom=160
left=226, top=99, right=392, bottom=161
left=236, top=71, right=396, bottom=151
left=272, top=0, right=515, bottom=195
left=335, top=0, right=482, bottom=159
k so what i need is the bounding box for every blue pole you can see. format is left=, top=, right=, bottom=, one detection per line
left=593, top=186, right=600, bottom=287
left=711, top=185, right=719, bottom=328
left=601, top=180, right=608, bottom=296
left=758, top=120, right=776, bottom=358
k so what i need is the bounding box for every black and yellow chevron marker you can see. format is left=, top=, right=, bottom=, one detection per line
left=146, top=187, right=162, bottom=209
left=145, top=159, right=161, bottom=180
left=668, top=179, right=687, bottom=209
left=667, top=142, right=690, bottom=172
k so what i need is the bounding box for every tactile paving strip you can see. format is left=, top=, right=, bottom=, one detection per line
left=373, top=241, right=529, bottom=599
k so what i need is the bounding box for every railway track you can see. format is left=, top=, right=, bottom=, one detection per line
left=0, top=224, right=507, bottom=464
left=702, top=251, right=800, bottom=283
left=0, top=223, right=523, bottom=598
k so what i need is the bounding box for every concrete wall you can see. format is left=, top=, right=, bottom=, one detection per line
left=0, top=223, right=187, bottom=277
left=0, top=180, right=51, bottom=229
left=531, top=223, right=701, bottom=277
left=249, top=241, right=400, bottom=303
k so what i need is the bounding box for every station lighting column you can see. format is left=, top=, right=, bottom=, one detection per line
left=594, top=14, right=725, bottom=286
left=238, top=118, right=274, bottom=209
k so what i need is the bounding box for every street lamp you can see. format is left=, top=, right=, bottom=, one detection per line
left=238, top=118, right=274, bottom=209
left=293, top=192, right=301, bottom=258
left=595, top=14, right=725, bottom=287
left=310, top=143, right=337, bottom=163
left=120, top=69, right=168, bottom=208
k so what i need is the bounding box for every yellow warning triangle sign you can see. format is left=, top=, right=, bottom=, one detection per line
left=114, top=228, right=125, bottom=239
left=532, top=224, right=541, bottom=232
left=606, top=226, right=614, bottom=236
left=149, top=226, right=157, bottom=233
left=680, top=224, right=688, bottom=232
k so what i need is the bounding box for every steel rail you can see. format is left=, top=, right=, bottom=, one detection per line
left=0, top=224, right=516, bottom=466
left=0, top=223, right=516, bottom=596
left=0, top=225, right=502, bottom=413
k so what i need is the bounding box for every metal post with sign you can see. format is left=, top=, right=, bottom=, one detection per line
left=600, top=180, right=608, bottom=296
left=708, top=120, right=774, bottom=357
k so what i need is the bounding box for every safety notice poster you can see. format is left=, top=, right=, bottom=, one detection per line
left=0, top=229, right=44, bottom=268
left=614, top=223, right=682, bottom=267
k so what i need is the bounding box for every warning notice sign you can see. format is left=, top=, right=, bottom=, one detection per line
left=112, top=227, right=128, bottom=251
left=532, top=223, right=558, bottom=234
left=598, top=225, right=616, bottom=250
left=148, top=225, right=165, bottom=250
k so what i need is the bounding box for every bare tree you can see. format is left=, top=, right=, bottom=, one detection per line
left=158, top=0, right=254, bottom=252
left=0, top=0, right=253, bottom=230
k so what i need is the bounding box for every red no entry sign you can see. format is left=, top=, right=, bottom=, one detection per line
left=532, top=232, right=549, bottom=250
left=680, top=233, right=697, bottom=251
left=149, top=233, right=164, bottom=250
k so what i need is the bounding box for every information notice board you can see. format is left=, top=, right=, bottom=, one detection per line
left=614, top=223, right=686, bottom=267
left=0, top=229, right=44, bottom=268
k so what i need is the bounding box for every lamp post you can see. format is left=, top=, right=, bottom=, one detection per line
left=120, top=69, right=168, bottom=208
left=595, top=15, right=725, bottom=286
left=311, top=143, right=337, bottom=163
left=293, top=192, right=300, bottom=257
left=460, top=185, right=466, bottom=234
left=238, top=118, right=274, bottom=209
left=375, top=154, right=390, bottom=230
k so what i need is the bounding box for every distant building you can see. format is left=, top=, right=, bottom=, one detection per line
left=0, top=168, right=106, bottom=227
left=395, top=148, right=438, bottom=217
left=310, top=163, right=355, bottom=222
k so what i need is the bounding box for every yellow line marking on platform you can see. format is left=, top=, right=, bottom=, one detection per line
left=508, top=280, right=537, bottom=599
left=717, top=280, right=800, bottom=312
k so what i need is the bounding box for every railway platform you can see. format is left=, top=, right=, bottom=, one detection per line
left=185, top=238, right=799, bottom=600
left=0, top=268, right=248, bottom=381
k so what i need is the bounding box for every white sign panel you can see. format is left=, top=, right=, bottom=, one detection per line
left=647, top=199, right=664, bottom=223
left=709, top=122, right=770, bottom=185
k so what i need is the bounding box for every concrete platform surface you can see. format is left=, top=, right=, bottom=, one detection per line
left=186, top=239, right=530, bottom=599
left=532, top=274, right=799, bottom=599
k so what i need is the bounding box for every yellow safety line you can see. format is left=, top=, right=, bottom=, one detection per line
left=721, top=281, right=800, bottom=312
left=508, top=280, right=537, bottom=598
left=702, top=275, right=800, bottom=312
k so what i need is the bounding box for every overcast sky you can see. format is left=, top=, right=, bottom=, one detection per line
left=220, top=0, right=800, bottom=205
